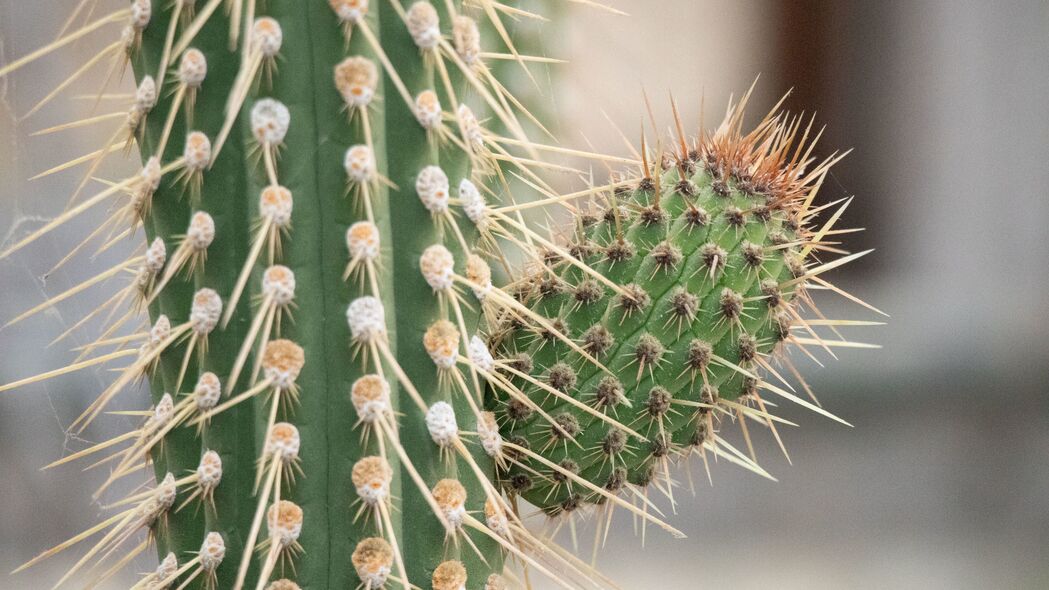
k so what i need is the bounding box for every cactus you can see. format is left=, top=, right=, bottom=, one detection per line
left=0, top=1, right=881, bottom=589
left=492, top=106, right=862, bottom=512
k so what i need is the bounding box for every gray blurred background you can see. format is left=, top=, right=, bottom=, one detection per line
left=2, top=1, right=1048, bottom=588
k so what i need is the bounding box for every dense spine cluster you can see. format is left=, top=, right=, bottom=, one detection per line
left=0, top=1, right=879, bottom=589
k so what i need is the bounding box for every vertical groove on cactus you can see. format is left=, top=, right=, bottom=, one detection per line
left=0, top=1, right=882, bottom=589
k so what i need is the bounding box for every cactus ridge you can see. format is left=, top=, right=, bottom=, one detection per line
left=0, top=1, right=881, bottom=589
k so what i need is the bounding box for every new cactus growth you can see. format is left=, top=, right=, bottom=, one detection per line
left=1, top=1, right=880, bottom=589
left=493, top=103, right=860, bottom=513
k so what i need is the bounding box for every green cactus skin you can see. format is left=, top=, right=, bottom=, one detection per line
left=496, top=145, right=805, bottom=512
left=0, top=1, right=876, bottom=589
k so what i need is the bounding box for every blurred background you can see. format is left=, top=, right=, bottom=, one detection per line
left=1, top=0, right=1047, bottom=588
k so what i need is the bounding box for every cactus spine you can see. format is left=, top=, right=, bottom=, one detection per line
left=0, top=1, right=879, bottom=589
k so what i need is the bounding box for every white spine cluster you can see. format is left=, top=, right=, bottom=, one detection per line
left=183, top=131, right=212, bottom=171
left=485, top=498, right=510, bottom=537
left=259, top=185, right=294, bottom=227
left=187, top=211, right=216, bottom=250
left=190, top=289, right=223, bottom=336
left=262, top=265, right=297, bottom=306
left=457, top=104, right=485, bottom=150
left=465, top=255, right=493, bottom=302
left=426, top=401, right=459, bottom=447
left=153, top=472, right=177, bottom=514
left=433, top=480, right=467, bottom=531
left=453, top=16, right=481, bottom=65
left=424, top=321, right=459, bottom=370
left=407, top=2, right=441, bottom=49
left=130, top=0, right=152, bottom=30
left=199, top=533, right=226, bottom=572
left=266, top=501, right=304, bottom=548
left=458, top=179, right=487, bottom=229
left=261, top=341, right=305, bottom=390
left=414, top=90, right=442, bottom=130
left=352, top=457, right=392, bottom=506
left=477, top=411, right=504, bottom=459
left=350, top=375, right=391, bottom=423
left=144, top=237, right=167, bottom=274
left=141, top=156, right=162, bottom=193
left=252, top=17, right=283, bottom=57
left=196, top=450, right=223, bottom=492
left=346, top=297, right=386, bottom=343
left=148, top=315, right=171, bottom=347
left=194, top=372, right=222, bottom=411
left=251, top=98, right=291, bottom=145
left=148, top=553, right=177, bottom=590
left=265, top=423, right=301, bottom=462
left=138, top=237, right=166, bottom=288
left=346, top=221, right=380, bottom=262
left=467, top=336, right=495, bottom=372
left=465, top=254, right=493, bottom=302
left=135, top=76, right=157, bottom=113
left=334, top=57, right=378, bottom=108
left=420, top=244, right=454, bottom=291
left=178, top=49, right=207, bottom=87
left=352, top=539, right=393, bottom=589
left=416, top=165, right=450, bottom=214
left=144, top=393, right=175, bottom=437
left=343, top=145, right=375, bottom=183
left=134, top=473, right=175, bottom=526
left=329, top=0, right=369, bottom=23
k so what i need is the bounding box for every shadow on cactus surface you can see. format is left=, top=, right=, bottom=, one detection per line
left=0, top=0, right=883, bottom=588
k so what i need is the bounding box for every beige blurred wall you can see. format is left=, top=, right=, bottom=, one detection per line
left=559, top=1, right=781, bottom=149
left=0, top=1, right=143, bottom=587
